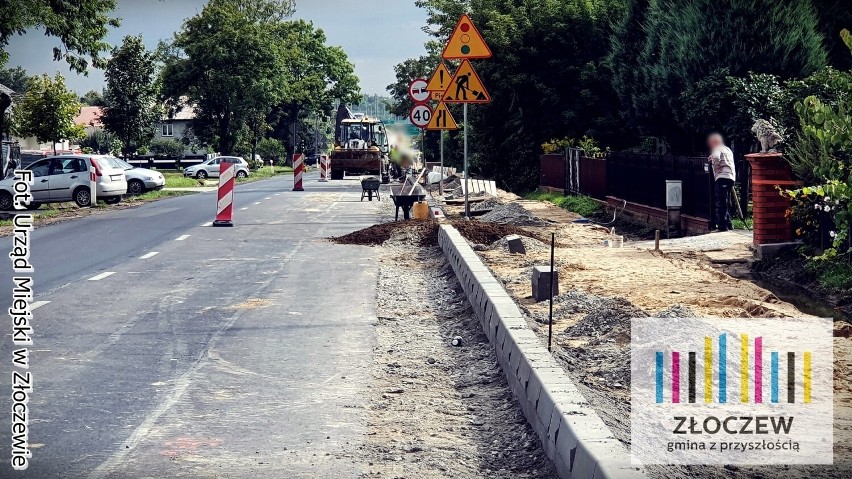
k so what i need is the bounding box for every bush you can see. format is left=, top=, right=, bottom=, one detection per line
left=149, top=139, right=185, bottom=157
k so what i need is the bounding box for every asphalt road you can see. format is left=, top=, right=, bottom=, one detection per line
left=0, top=172, right=383, bottom=478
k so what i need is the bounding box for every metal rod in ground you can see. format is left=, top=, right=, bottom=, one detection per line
left=655, top=230, right=660, bottom=251
left=731, top=188, right=750, bottom=231
left=548, top=232, right=555, bottom=352
left=439, top=129, right=444, bottom=196
left=464, top=103, right=469, bottom=219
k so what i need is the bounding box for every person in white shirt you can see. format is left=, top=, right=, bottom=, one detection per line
left=707, top=133, right=736, bottom=231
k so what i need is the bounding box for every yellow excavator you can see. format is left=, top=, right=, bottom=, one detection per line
left=330, top=104, right=389, bottom=182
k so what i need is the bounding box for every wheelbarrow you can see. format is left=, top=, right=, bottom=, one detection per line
left=390, top=184, right=426, bottom=220
left=361, top=177, right=381, bottom=201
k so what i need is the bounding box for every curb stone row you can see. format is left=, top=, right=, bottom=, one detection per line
left=438, top=224, right=646, bottom=479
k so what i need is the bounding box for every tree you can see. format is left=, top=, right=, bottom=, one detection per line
left=266, top=20, right=361, bottom=157
left=617, top=0, right=828, bottom=152
left=13, top=73, right=83, bottom=154
left=0, top=66, right=31, bottom=93
left=0, top=0, right=120, bottom=73
left=159, top=0, right=292, bottom=155
left=80, top=89, right=106, bottom=107
left=102, top=35, right=160, bottom=156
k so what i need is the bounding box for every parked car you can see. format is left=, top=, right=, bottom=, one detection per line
left=108, top=157, right=165, bottom=195
left=0, top=155, right=127, bottom=210
left=183, top=156, right=250, bottom=180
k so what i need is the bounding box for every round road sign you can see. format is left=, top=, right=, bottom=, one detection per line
left=409, top=104, right=433, bottom=129
left=408, top=78, right=430, bottom=104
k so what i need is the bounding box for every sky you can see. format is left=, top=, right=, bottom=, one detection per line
left=4, top=0, right=430, bottom=96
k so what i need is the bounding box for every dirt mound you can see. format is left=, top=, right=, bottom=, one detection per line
left=452, top=221, right=547, bottom=245
left=479, top=202, right=548, bottom=226
left=472, top=197, right=503, bottom=212
left=329, top=221, right=438, bottom=247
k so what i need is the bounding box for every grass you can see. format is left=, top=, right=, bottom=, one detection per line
left=810, top=260, right=852, bottom=290
left=524, top=190, right=604, bottom=218
left=0, top=208, right=62, bottom=227
left=162, top=167, right=294, bottom=188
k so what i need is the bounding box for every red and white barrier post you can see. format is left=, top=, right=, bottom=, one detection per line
left=213, top=162, right=235, bottom=227
left=319, top=155, right=329, bottom=182
left=88, top=158, right=99, bottom=206
left=293, top=153, right=305, bottom=191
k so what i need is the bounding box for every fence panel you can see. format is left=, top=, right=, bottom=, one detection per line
left=539, top=154, right=565, bottom=189
left=579, top=156, right=607, bottom=200
left=606, top=152, right=713, bottom=219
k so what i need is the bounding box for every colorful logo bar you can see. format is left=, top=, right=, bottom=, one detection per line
left=655, top=333, right=812, bottom=404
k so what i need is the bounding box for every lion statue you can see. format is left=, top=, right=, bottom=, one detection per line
left=751, top=119, right=784, bottom=153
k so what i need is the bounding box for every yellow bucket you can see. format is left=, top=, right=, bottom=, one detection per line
left=412, top=201, right=431, bottom=220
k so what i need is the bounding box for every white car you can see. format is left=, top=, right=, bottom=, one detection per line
left=0, top=155, right=127, bottom=210
left=108, top=157, right=165, bottom=195
left=183, top=156, right=250, bottom=180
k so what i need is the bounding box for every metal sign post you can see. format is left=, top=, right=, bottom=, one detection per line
left=464, top=103, right=469, bottom=219
left=439, top=130, right=444, bottom=196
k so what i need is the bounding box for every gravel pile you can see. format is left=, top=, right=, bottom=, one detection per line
left=563, top=294, right=648, bottom=338
left=479, top=203, right=548, bottom=226
left=472, top=197, right=503, bottom=212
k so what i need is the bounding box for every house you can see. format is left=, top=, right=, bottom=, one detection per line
left=153, top=103, right=207, bottom=155
left=74, top=106, right=103, bottom=135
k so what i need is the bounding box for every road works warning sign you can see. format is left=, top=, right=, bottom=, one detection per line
left=426, top=102, right=458, bottom=131
left=441, top=14, right=492, bottom=60
left=441, top=59, right=490, bottom=104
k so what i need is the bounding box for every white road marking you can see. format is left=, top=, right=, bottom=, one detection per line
left=139, top=252, right=159, bottom=259
left=31, top=301, right=50, bottom=310
left=264, top=197, right=271, bottom=200
left=274, top=193, right=280, bottom=196
left=201, top=221, right=213, bottom=227
left=240, top=207, right=249, bottom=211
left=88, top=272, right=116, bottom=281
left=254, top=202, right=262, bottom=205
left=175, top=235, right=191, bottom=241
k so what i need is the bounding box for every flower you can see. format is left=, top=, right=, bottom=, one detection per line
left=815, top=204, right=822, bottom=210
left=825, top=197, right=831, bottom=202
left=824, top=205, right=832, bottom=212
left=837, top=199, right=841, bottom=205
left=830, top=231, right=837, bottom=238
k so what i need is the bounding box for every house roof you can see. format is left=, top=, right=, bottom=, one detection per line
left=167, top=103, right=196, bottom=121
left=0, top=83, right=14, bottom=96
left=74, top=106, right=103, bottom=127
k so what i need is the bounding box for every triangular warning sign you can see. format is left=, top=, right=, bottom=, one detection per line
left=441, top=14, right=492, bottom=60
left=426, top=63, right=452, bottom=93
left=441, top=59, right=491, bottom=104
left=426, top=102, right=459, bottom=131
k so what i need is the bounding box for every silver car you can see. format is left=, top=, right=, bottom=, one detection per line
left=108, top=157, right=165, bottom=195
left=0, top=154, right=127, bottom=210
left=183, top=156, right=250, bottom=180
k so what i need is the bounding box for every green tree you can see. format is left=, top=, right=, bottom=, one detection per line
left=159, top=0, right=291, bottom=155
left=0, top=0, right=120, bottom=72
left=619, top=0, right=828, bottom=152
left=394, top=0, right=627, bottom=192
left=79, top=89, right=106, bottom=107
left=13, top=73, right=84, bottom=154
left=0, top=66, right=31, bottom=93
left=267, top=20, right=361, bottom=157
left=102, top=35, right=160, bottom=156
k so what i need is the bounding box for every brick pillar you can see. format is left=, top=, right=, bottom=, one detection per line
left=746, top=152, right=798, bottom=246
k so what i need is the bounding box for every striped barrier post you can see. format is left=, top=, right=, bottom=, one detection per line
left=213, top=162, right=235, bottom=227
left=319, top=155, right=329, bottom=182
left=88, top=158, right=99, bottom=206
left=293, top=153, right=305, bottom=191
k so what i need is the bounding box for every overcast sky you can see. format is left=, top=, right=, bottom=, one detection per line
left=4, top=0, right=430, bottom=96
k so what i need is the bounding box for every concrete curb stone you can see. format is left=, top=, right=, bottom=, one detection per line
left=437, top=224, right=646, bottom=479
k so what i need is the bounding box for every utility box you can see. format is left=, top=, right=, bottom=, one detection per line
left=532, top=266, right=558, bottom=302
left=665, top=180, right=683, bottom=208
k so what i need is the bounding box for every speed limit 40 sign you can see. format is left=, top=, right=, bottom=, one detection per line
left=409, top=104, right=433, bottom=129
